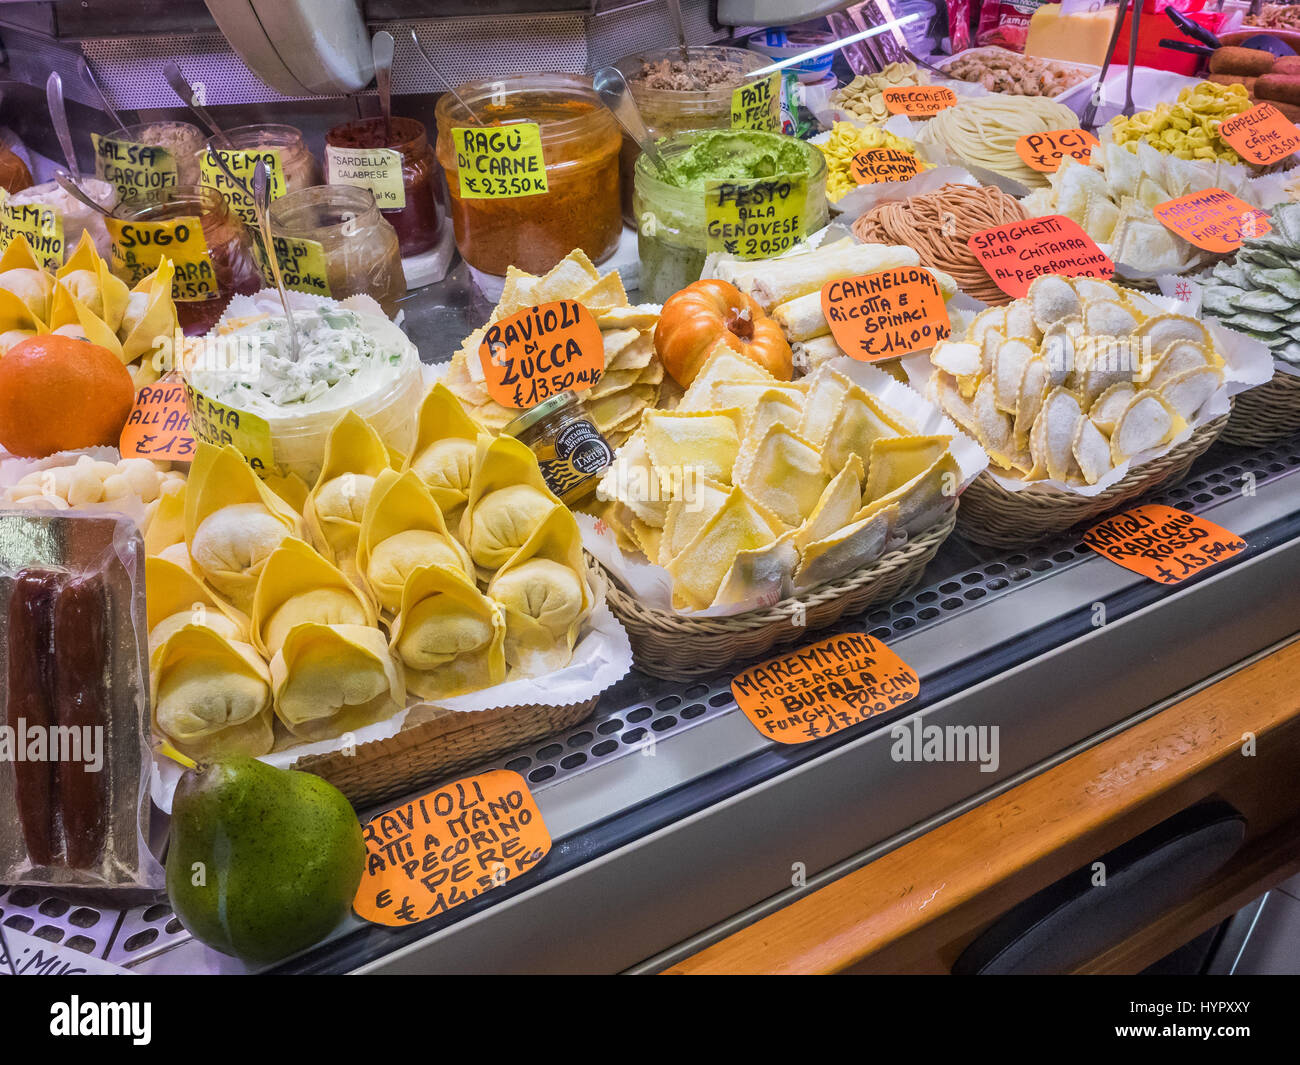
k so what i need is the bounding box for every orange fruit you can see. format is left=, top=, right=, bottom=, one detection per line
left=0, top=335, right=135, bottom=458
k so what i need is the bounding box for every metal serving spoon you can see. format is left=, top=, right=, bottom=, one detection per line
left=409, top=28, right=483, bottom=124
left=252, top=159, right=299, bottom=362
left=80, top=57, right=128, bottom=134
left=54, top=171, right=113, bottom=217
left=46, top=73, right=81, bottom=180
left=162, top=61, right=231, bottom=147
left=593, top=66, right=669, bottom=177
left=372, top=30, right=395, bottom=142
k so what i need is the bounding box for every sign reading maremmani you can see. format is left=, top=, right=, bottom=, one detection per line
left=882, top=85, right=957, bottom=116
left=968, top=214, right=1114, bottom=299
left=1153, top=187, right=1272, bottom=254
left=851, top=147, right=922, bottom=185
left=821, top=266, right=951, bottom=361
left=1015, top=128, right=1100, bottom=172
left=478, top=299, right=604, bottom=408
left=353, top=770, right=551, bottom=927
left=119, top=374, right=194, bottom=460
left=1083, top=504, right=1246, bottom=585
left=732, top=632, right=920, bottom=744
left=1219, top=102, right=1300, bottom=166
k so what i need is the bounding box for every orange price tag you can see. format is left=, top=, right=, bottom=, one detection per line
left=1082, top=504, right=1246, bottom=585
left=1218, top=102, right=1300, bottom=166
left=477, top=299, right=604, bottom=409
left=821, top=266, right=952, bottom=361
left=882, top=85, right=958, bottom=116
left=1152, top=188, right=1271, bottom=253
left=353, top=770, right=551, bottom=927
left=118, top=373, right=195, bottom=461
left=850, top=148, right=922, bottom=185
left=1015, top=128, right=1100, bottom=173
left=968, top=214, right=1114, bottom=299
left=732, top=632, right=920, bottom=745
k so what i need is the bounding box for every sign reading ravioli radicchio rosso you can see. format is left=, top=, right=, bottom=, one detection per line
left=1083, top=504, right=1246, bottom=585
left=478, top=299, right=604, bottom=408
left=882, top=85, right=957, bottom=116
left=731, top=632, right=920, bottom=745
left=968, top=214, right=1114, bottom=299
left=353, top=770, right=551, bottom=927
left=821, top=266, right=951, bottom=361
left=1218, top=102, right=1300, bottom=166
left=1152, top=187, right=1272, bottom=254
left=705, top=173, right=808, bottom=259
left=1014, top=128, right=1100, bottom=173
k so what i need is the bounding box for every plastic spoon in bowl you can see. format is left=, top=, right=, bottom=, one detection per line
left=252, top=159, right=299, bottom=363
left=163, top=61, right=231, bottom=147
left=46, top=72, right=81, bottom=181
left=372, top=30, right=395, bottom=143
left=593, top=66, right=668, bottom=177
left=79, top=58, right=128, bottom=134
left=54, top=171, right=113, bottom=218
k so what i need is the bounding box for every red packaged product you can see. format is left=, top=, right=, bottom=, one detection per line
left=976, top=0, right=1048, bottom=51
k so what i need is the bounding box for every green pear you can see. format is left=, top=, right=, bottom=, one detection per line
left=166, top=756, right=364, bottom=965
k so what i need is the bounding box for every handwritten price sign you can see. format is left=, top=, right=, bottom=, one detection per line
left=120, top=374, right=194, bottom=460
left=732, top=632, right=920, bottom=744
left=1015, top=128, right=1100, bottom=173
left=353, top=770, right=551, bottom=927
left=882, top=85, right=957, bottom=116
left=1083, top=504, right=1246, bottom=585
left=1218, top=102, right=1300, bottom=166
left=851, top=148, right=922, bottom=185
left=821, top=266, right=951, bottom=361
left=968, top=214, right=1114, bottom=298
left=1153, top=188, right=1271, bottom=253
left=478, top=299, right=604, bottom=409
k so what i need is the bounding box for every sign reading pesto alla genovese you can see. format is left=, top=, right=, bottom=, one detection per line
left=451, top=123, right=548, bottom=199
left=704, top=172, right=809, bottom=259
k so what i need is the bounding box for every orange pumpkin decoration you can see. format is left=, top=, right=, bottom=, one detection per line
left=654, top=279, right=793, bottom=388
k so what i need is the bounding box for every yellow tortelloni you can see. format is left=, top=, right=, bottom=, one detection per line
left=146, top=554, right=274, bottom=760
left=403, top=382, right=487, bottom=532
left=460, top=434, right=565, bottom=577
left=356, top=468, right=474, bottom=615
left=184, top=443, right=305, bottom=619
left=389, top=564, right=506, bottom=701
left=487, top=506, right=593, bottom=677
left=250, top=537, right=404, bottom=741
left=302, top=410, right=394, bottom=578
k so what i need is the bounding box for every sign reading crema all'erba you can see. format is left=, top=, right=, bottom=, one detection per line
left=180, top=377, right=275, bottom=472
left=705, top=172, right=808, bottom=259
left=452, top=123, right=548, bottom=199
left=478, top=299, right=604, bottom=408
left=731, top=632, right=920, bottom=744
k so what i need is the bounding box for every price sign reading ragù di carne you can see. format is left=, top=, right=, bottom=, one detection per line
left=968, top=214, right=1114, bottom=299
left=705, top=173, right=808, bottom=259
left=821, top=266, right=951, bottom=361
left=478, top=299, right=604, bottom=408
left=732, top=633, right=920, bottom=744
left=452, top=123, right=549, bottom=199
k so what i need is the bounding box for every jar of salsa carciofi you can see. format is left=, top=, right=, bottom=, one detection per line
left=503, top=390, right=613, bottom=505
left=325, top=116, right=441, bottom=257
left=201, top=124, right=322, bottom=228
left=435, top=73, right=622, bottom=276
left=268, top=185, right=406, bottom=318
left=109, top=185, right=262, bottom=336
left=93, top=121, right=205, bottom=203
left=633, top=130, right=828, bottom=303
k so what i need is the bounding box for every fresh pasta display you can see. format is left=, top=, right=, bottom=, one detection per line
left=919, top=96, right=1080, bottom=188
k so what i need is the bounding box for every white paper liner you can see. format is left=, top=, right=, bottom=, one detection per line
left=215, top=287, right=387, bottom=325
left=902, top=291, right=1275, bottom=496
left=149, top=602, right=632, bottom=813
left=582, top=360, right=988, bottom=617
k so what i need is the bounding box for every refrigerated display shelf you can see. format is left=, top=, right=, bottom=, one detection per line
left=4, top=431, right=1296, bottom=973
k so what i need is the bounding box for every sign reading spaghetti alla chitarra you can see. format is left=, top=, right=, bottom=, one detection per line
left=705, top=173, right=808, bottom=259
left=478, top=299, right=604, bottom=408
left=968, top=214, right=1114, bottom=298
left=731, top=633, right=920, bottom=744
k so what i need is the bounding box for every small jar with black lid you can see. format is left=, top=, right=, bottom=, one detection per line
left=503, top=390, right=613, bottom=505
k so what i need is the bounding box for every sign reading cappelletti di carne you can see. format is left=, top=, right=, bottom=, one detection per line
left=731, top=633, right=920, bottom=744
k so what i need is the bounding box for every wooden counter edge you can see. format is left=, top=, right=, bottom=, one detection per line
left=664, top=636, right=1300, bottom=975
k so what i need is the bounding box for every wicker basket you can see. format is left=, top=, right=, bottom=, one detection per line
left=1221, top=371, right=1300, bottom=448
left=956, top=411, right=1229, bottom=549
left=602, top=508, right=957, bottom=679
